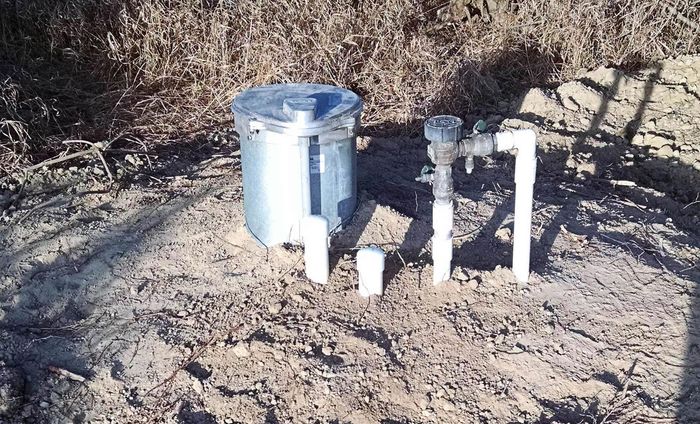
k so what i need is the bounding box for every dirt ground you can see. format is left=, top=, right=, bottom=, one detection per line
left=1, top=57, right=699, bottom=423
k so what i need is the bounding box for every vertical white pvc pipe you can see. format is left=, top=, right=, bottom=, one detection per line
left=512, top=183, right=534, bottom=282
left=357, top=247, right=385, bottom=297
left=495, top=129, right=537, bottom=283
left=302, top=215, right=329, bottom=284
left=432, top=201, right=454, bottom=284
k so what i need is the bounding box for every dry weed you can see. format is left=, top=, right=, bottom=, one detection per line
left=1, top=0, right=699, bottom=176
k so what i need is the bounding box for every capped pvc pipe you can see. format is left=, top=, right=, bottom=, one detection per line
left=432, top=201, right=454, bottom=284
left=494, top=129, right=537, bottom=282
left=357, top=247, right=385, bottom=297
left=302, top=215, right=329, bottom=284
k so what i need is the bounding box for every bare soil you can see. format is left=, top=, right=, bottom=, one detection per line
left=1, top=57, right=699, bottom=423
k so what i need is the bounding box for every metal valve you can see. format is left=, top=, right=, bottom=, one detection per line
left=424, top=115, right=463, bottom=166
left=420, top=113, right=537, bottom=284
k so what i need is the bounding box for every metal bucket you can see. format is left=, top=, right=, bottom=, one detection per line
left=231, top=83, right=362, bottom=246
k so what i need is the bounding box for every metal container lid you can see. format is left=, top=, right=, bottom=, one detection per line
left=232, top=83, right=362, bottom=136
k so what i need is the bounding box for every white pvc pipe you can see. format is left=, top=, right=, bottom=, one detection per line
left=302, top=215, right=329, bottom=284
left=432, top=201, right=454, bottom=284
left=494, top=129, right=537, bottom=282
left=357, top=247, right=385, bottom=297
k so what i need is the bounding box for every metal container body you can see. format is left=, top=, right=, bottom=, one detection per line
left=232, top=84, right=361, bottom=246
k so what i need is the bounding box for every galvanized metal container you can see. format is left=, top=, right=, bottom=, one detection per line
left=231, top=83, right=362, bottom=246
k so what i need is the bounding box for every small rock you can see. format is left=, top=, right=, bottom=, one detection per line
left=125, top=154, right=140, bottom=166
left=561, top=96, right=579, bottom=111
left=231, top=342, right=251, bottom=358
left=321, top=346, right=333, bottom=356
left=576, top=161, right=597, bottom=177
left=290, top=294, right=304, bottom=303
left=645, top=134, right=669, bottom=149
left=631, top=133, right=646, bottom=146
left=453, top=268, right=469, bottom=281
left=467, top=279, right=479, bottom=290
left=268, top=302, right=283, bottom=315
left=375, top=347, right=386, bottom=356
left=191, top=379, right=203, bottom=395
left=555, top=343, right=565, bottom=355
left=417, top=396, right=430, bottom=410
left=39, top=401, right=50, bottom=409
left=495, top=227, right=511, bottom=241
left=657, top=145, right=674, bottom=158
left=441, top=399, right=457, bottom=412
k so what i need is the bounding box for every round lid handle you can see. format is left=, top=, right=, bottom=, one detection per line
left=283, top=97, right=317, bottom=123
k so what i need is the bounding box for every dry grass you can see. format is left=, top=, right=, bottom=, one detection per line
left=1, top=0, right=699, bottom=177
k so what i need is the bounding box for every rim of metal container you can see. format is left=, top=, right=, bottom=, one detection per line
left=231, top=83, right=362, bottom=136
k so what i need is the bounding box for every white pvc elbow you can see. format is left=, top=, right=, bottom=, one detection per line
left=357, top=247, right=385, bottom=297
left=302, top=215, right=329, bottom=284
left=495, top=129, right=537, bottom=282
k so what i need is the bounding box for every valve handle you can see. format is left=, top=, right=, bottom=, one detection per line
left=472, top=119, right=487, bottom=134
left=415, top=164, right=435, bottom=183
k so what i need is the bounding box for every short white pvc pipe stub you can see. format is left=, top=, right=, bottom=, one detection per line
left=302, top=215, right=329, bottom=284
left=357, top=247, right=385, bottom=297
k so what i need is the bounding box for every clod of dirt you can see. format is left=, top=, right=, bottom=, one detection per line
left=267, top=302, right=283, bottom=315
left=453, top=267, right=470, bottom=281
left=495, top=227, right=512, bottom=241
left=231, top=342, right=251, bottom=358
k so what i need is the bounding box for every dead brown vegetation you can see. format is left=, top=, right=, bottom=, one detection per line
left=1, top=0, right=698, bottom=176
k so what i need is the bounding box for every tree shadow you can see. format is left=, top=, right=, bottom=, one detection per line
left=0, top=185, right=217, bottom=419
